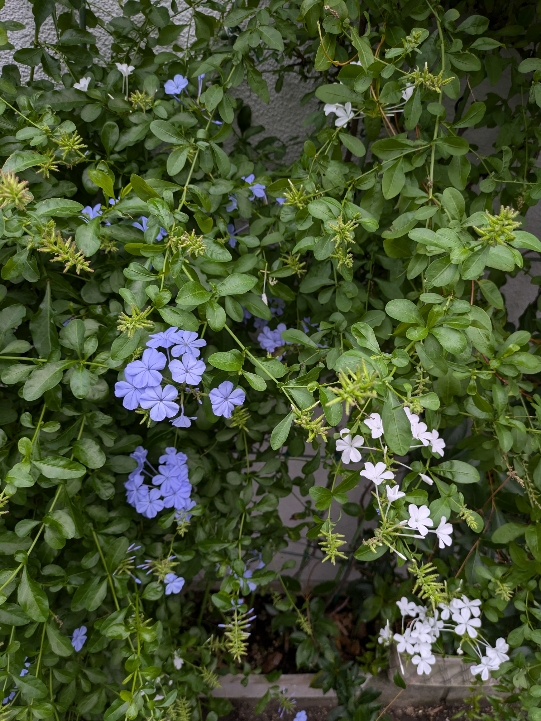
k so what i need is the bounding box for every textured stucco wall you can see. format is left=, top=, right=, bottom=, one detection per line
left=1, top=0, right=540, bottom=326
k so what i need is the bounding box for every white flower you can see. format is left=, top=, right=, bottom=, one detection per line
left=394, top=630, right=416, bottom=655
left=360, top=461, right=394, bottom=486
left=73, top=76, right=91, bottom=91
left=452, top=595, right=482, bottom=619
left=396, top=596, right=419, bottom=617
left=424, top=429, right=445, bottom=456
left=116, top=63, right=135, bottom=77
left=486, top=638, right=509, bottom=666
left=386, top=484, right=405, bottom=503
left=336, top=429, right=364, bottom=464
left=173, top=651, right=184, bottom=670
left=419, top=473, right=433, bottom=485
left=438, top=602, right=451, bottom=620
left=471, top=656, right=497, bottom=681
left=434, top=516, right=453, bottom=548
left=454, top=614, right=482, bottom=638
left=402, top=84, right=414, bottom=101
left=378, top=623, right=392, bottom=645
left=365, top=412, right=384, bottom=439
left=410, top=621, right=435, bottom=646
left=412, top=649, right=436, bottom=675
left=324, top=101, right=354, bottom=127
left=407, top=504, right=433, bottom=536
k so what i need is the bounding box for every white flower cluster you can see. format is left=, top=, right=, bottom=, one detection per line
left=336, top=414, right=452, bottom=555
left=378, top=596, right=509, bottom=680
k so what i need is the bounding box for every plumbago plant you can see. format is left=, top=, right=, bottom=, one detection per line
left=2, top=0, right=541, bottom=719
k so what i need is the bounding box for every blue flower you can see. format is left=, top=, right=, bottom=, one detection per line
left=172, top=411, right=197, bottom=428
left=171, top=331, right=207, bottom=358
left=146, top=326, right=180, bottom=350
left=71, top=626, right=87, bottom=652
left=114, top=376, right=143, bottom=410
left=125, top=474, right=146, bottom=506
left=294, top=712, right=307, bottom=721
left=209, top=381, right=245, bottom=418
left=140, top=384, right=179, bottom=421
left=162, top=483, right=193, bottom=509
left=135, top=487, right=164, bottom=518
left=276, top=197, right=286, bottom=205
left=153, top=464, right=189, bottom=495
left=227, top=223, right=237, bottom=248
left=226, top=195, right=238, bottom=212
left=131, top=446, right=148, bottom=469
left=164, top=74, right=188, bottom=96
left=132, top=216, right=167, bottom=241
left=197, top=73, right=205, bottom=98
left=242, top=174, right=267, bottom=201
left=125, top=348, right=166, bottom=388
left=164, top=573, right=185, bottom=595
left=2, top=690, right=15, bottom=705
left=169, top=355, right=206, bottom=386
left=81, top=204, right=102, bottom=221
left=159, top=447, right=188, bottom=466
left=258, top=323, right=287, bottom=354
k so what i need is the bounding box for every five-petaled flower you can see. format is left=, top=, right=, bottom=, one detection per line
left=164, top=74, right=189, bottom=96
left=171, top=331, right=207, bottom=358
left=71, top=626, right=87, bottom=652
left=164, top=573, right=185, bottom=595
left=364, top=412, right=384, bottom=439
left=407, top=504, right=433, bottom=536
left=336, top=430, right=364, bottom=464
left=360, top=461, right=394, bottom=486
left=324, top=102, right=354, bottom=127
left=209, top=381, right=245, bottom=418
left=434, top=516, right=453, bottom=548
left=169, top=355, right=206, bottom=386
left=125, top=348, right=166, bottom=388
left=140, top=385, right=179, bottom=422
left=116, top=63, right=134, bottom=77
left=74, top=77, right=91, bottom=91
left=386, top=484, right=405, bottom=502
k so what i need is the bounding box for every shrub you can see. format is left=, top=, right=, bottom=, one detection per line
left=1, top=1, right=541, bottom=719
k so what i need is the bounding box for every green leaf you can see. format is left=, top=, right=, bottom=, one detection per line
left=150, top=120, right=185, bottom=144
left=104, top=699, right=131, bottom=721
left=259, top=25, right=284, bottom=51
left=30, top=284, right=59, bottom=357
left=309, top=486, right=333, bottom=510
left=315, top=84, right=358, bottom=105
left=18, top=567, right=49, bottom=622
left=246, top=63, right=270, bottom=103
left=71, top=576, right=108, bottom=612
left=385, top=299, right=424, bottom=325
left=205, top=300, right=226, bottom=331
left=23, top=361, right=68, bottom=401
left=319, top=387, right=342, bottom=426
left=382, top=390, right=413, bottom=455
left=270, top=412, right=294, bottom=450
left=75, top=217, right=101, bottom=256
left=177, top=281, right=212, bottom=306
left=158, top=306, right=199, bottom=332
left=34, top=198, right=84, bottom=217
left=339, top=133, right=366, bottom=157
left=436, top=136, right=470, bottom=156
left=382, top=159, right=405, bottom=200
left=0, top=603, right=31, bottom=625
left=510, top=230, right=541, bottom=253
left=430, top=327, right=467, bottom=354
left=351, top=322, right=380, bottom=353
left=492, top=523, right=527, bottom=544
left=88, top=169, right=114, bottom=198
left=203, top=84, right=224, bottom=112
left=130, top=173, right=160, bottom=201
left=208, top=350, right=244, bottom=371
left=2, top=150, right=49, bottom=173
left=167, top=147, right=189, bottom=176
left=432, top=460, right=480, bottom=484
left=242, top=370, right=267, bottom=391
left=457, top=14, right=489, bottom=34
left=281, top=329, right=318, bottom=347
left=46, top=622, right=73, bottom=656
left=441, top=187, right=465, bottom=219
left=350, top=28, right=375, bottom=68
left=354, top=543, right=388, bottom=561
left=453, top=102, right=486, bottom=128
left=33, top=456, right=86, bottom=480
left=13, top=673, right=48, bottom=702
left=72, top=438, right=106, bottom=469
left=216, top=273, right=257, bottom=296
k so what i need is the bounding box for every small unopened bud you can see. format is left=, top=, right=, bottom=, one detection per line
left=261, top=293, right=268, bottom=306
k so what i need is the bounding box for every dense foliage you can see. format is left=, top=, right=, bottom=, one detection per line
left=1, top=0, right=541, bottom=719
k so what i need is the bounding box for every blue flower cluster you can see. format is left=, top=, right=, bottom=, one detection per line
left=258, top=323, right=289, bottom=354
left=115, top=326, right=246, bottom=425
left=126, top=446, right=195, bottom=519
